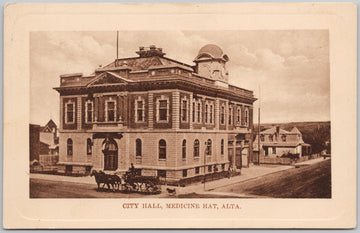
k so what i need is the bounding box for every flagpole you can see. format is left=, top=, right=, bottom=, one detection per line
left=116, top=31, right=119, bottom=67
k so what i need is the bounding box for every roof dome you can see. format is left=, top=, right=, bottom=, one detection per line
left=199, top=44, right=223, bottom=58
left=195, top=44, right=229, bottom=62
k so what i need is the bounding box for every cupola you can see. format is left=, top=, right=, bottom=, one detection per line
left=194, top=44, right=229, bottom=87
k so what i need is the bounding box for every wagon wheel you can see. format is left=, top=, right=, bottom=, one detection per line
left=122, top=184, right=131, bottom=193
left=145, top=182, right=155, bottom=193
left=133, top=182, right=141, bottom=192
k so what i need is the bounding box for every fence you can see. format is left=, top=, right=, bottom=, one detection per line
left=253, top=154, right=321, bottom=165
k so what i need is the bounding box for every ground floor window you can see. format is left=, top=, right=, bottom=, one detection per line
left=65, top=165, right=72, bottom=174
left=272, top=147, right=276, bottom=154
left=157, top=170, right=166, bottom=178
left=195, top=167, right=200, bottom=174
left=159, top=139, right=166, bottom=159
left=67, top=138, right=73, bottom=156
left=182, top=169, right=187, bottom=177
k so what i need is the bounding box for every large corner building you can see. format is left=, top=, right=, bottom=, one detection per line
left=55, top=44, right=257, bottom=183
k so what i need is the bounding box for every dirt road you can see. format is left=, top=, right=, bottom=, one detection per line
left=213, top=159, right=331, bottom=198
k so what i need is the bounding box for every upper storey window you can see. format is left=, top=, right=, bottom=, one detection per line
left=237, top=107, right=241, bottom=125
left=65, top=100, right=75, bottom=124
left=135, top=97, right=145, bottom=123
left=228, top=107, right=232, bottom=125
left=192, top=102, right=195, bottom=122
left=205, top=104, right=208, bottom=123
left=105, top=99, right=116, bottom=122
left=220, top=105, right=225, bottom=125
left=181, top=98, right=188, bottom=122
left=156, top=96, right=169, bottom=122
left=269, top=135, right=274, bottom=142
left=210, top=105, right=213, bottom=124
left=244, top=109, right=249, bottom=126
left=85, top=100, right=93, bottom=123
left=196, top=101, right=202, bottom=123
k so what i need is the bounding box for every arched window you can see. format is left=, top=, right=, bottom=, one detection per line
left=159, top=139, right=166, bottom=159
left=86, top=138, right=92, bottom=155
left=194, top=139, right=200, bottom=157
left=221, top=139, right=224, bottom=155
left=206, top=139, right=212, bottom=155
left=136, top=139, right=142, bottom=157
left=67, top=138, right=73, bottom=156
left=182, top=139, right=186, bottom=159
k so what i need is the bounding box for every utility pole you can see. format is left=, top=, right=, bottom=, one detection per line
left=204, top=141, right=207, bottom=191
left=257, top=85, right=261, bottom=165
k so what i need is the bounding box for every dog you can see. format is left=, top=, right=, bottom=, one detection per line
left=166, top=187, right=176, bottom=196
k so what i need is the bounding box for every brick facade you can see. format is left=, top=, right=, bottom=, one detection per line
left=55, top=45, right=256, bottom=182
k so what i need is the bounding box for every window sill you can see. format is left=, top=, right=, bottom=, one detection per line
left=158, top=158, right=166, bottom=161
left=156, top=120, right=169, bottom=123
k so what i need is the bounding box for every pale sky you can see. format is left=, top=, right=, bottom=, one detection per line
left=30, top=30, right=330, bottom=126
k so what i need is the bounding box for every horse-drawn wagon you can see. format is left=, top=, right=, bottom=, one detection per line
left=90, top=166, right=161, bottom=195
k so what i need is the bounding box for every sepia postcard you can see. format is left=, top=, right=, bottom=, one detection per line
left=3, top=2, right=357, bottom=229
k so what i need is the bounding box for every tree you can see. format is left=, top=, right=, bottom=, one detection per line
left=302, top=125, right=330, bottom=154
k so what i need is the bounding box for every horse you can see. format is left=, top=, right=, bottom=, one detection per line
left=108, top=174, right=122, bottom=191
left=90, top=170, right=121, bottom=192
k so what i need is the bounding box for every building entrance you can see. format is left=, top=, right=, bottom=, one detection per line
left=102, top=138, right=118, bottom=171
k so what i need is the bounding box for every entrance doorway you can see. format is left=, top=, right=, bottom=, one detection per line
left=102, top=138, right=118, bottom=171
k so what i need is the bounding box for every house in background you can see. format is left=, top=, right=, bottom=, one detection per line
left=29, top=119, right=59, bottom=166
left=54, top=44, right=256, bottom=182
left=253, top=126, right=311, bottom=158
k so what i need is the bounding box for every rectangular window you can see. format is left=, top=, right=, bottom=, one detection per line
left=220, top=106, right=225, bottom=124
left=182, top=169, right=187, bottom=177
left=205, top=104, right=208, bottom=123
left=208, top=165, right=212, bottom=172
left=182, top=100, right=187, bottom=122
left=137, top=100, right=144, bottom=121
left=228, top=107, right=232, bottom=125
left=210, top=105, right=213, bottom=123
left=159, top=100, right=167, bottom=121
left=221, top=164, right=225, bottom=171
left=107, top=101, right=115, bottom=122
left=66, top=103, right=74, bottom=124
left=195, top=167, right=200, bottom=174
left=157, top=170, right=166, bottom=178
left=197, top=103, right=201, bottom=123
left=192, top=102, right=195, bottom=122
left=86, top=102, right=93, bottom=123
left=272, top=147, right=276, bottom=154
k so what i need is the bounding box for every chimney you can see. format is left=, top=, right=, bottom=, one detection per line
left=136, top=45, right=166, bottom=58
